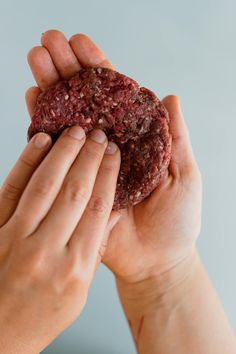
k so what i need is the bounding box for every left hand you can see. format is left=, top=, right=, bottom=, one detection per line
left=26, top=30, right=202, bottom=292
left=0, top=125, right=121, bottom=353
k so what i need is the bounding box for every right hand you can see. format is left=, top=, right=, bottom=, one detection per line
left=0, top=127, right=120, bottom=354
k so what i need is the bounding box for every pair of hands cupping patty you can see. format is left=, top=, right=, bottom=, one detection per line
left=0, top=30, right=201, bottom=353
left=26, top=30, right=201, bottom=283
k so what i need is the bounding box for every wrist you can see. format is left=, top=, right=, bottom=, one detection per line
left=116, top=248, right=199, bottom=318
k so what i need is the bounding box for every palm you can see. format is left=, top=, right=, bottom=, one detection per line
left=103, top=163, right=201, bottom=281
left=26, top=30, right=202, bottom=283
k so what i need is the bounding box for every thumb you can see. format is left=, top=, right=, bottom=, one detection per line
left=162, top=95, right=196, bottom=178
left=95, top=211, right=121, bottom=268
left=106, top=211, right=121, bottom=233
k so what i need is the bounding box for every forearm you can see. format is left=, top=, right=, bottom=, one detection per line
left=116, top=251, right=236, bottom=354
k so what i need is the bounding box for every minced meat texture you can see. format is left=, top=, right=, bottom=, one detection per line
left=28, top=67, right=172, bottom=210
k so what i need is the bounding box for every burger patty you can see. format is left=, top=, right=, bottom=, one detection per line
left=28, top=67, right=172, bottom=210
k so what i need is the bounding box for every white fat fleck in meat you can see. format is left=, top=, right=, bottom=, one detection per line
left=50, top=109, right=56, bottom=117
left=64, top=95, right=69, bottom=100
left=139, top=126, right=145, bottom=134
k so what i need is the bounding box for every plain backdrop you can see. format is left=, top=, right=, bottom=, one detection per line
left=0, top=1, right=235, bottom=353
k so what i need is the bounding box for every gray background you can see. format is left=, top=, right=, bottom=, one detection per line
left=0, top=0, right=235, bottom=353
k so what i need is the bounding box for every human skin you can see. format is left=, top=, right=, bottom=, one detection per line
left=26, top=30, right=236, bottom=353
left=0, top=126, right=121, bottom=353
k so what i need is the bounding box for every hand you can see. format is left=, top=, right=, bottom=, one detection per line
left=24, top=30, right=236, bottom=354
left=107, top=95, right=202, bottom=285
left=25, top=30, right=202, bottom=292
left=0, top=126, right=120, bottom=353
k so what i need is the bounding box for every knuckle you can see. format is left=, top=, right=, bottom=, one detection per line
left=33, top=177, right=54, bottom=198
left=1, top=182, right=22, bottom=201
left=66, top=273, right=90, bottom=298
left=87, top=195, right=110, bottom=217
left=11, top=210, right=30, bottom=231
left=76, top=270, right=91, bottom=288
left=83, top=144, right=103, bottom=162
left=20, top=155, right=37, bottom=169
left=65, top=256, right=90, bottom=287
left=14, top=243, right=49, bottom=281
left=28, top=249, right=47, bottom=275
left=63, top=179, right=89, bottom=203
left=59, top=135, right=79, bottom=155
left=102, top=163, right=117, bottom=175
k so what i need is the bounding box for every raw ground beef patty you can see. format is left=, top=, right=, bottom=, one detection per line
left=28, top=67, right=172, bottom=210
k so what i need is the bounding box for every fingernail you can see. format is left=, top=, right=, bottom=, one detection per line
left=89, top=129, right=106, bottom=144
left=34, top=133, right=51, bottom=149
left=67, top=126, right=85, bottom=140
left=105, top=141, right=118, bottom=155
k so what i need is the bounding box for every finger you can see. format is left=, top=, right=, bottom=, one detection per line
left=25, top=86, right=41, bottom=118
left=69, top=33, right=114, bottom=69
left=0, top=133, right=52, bottom=227
left=68, top=141, right=121, bottom=271
left=41, top=30, right=81, bottom=79
left=37, top=129, right=108, bottom=246
left=162, top=95, right=196, bottom=178
left=10, top=126, right=86, bottom=235
left=27, top=46, right=60, bottom=90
